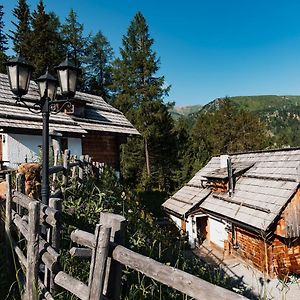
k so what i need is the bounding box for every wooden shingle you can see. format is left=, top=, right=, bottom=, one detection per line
left=0, top=73, right=139, bottom=136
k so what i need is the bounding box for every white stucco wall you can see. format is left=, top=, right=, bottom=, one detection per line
left=169, top=214, right=197, bottom=249
left=2, top=133, right=82, bottom=168
left=68, top=137, right=82, bottom=157
left=3, top=134, right=41, bottom=168
left=170, top=214, right=182, bottom=229
left=208, top=217, right=227, bottom=249
left=186, top=216, right=196, bottom=249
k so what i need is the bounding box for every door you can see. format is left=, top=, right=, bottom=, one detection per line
left=196, top=216, right=208, bottom=245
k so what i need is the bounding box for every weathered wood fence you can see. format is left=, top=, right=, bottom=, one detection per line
left=5, top=173, right=60, bottom=300
left=50, top=149, right=105, bottom=191
left=3, top=150, right=247, bottom=300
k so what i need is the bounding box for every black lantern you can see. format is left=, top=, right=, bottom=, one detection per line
left=5, top=54, right=79, bottom=208
left=55, top=57, right=79, bottom=99
left=36, top=69, right=58, bottom=101
left=5, top=54, right=33, bottom=98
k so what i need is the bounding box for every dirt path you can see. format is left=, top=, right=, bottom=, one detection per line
left=193, top=242, right=300, bottom=300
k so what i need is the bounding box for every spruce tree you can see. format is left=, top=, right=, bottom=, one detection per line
left=61, top=9, right=88, bottom=90
left=191, top=98, right=271, bottom=171
left=0, top=5, right=8, bottom=73
left=112, top=12, right=168, bottom=114
left=111, top=12, right=175, bottom=190
left=172, top=116, right=195, bottom=188
left=30, top=1, right=64, bottom=77
left=10, top=0, right=31, bottom=58
left=61, top=9, right=86, bottom=67
left=85, top=31, right=114, bottom=98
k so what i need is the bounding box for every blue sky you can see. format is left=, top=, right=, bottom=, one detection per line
left=2, top=0, right=300, bottom=106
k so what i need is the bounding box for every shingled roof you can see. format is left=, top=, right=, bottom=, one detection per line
left=0, top=73, right=139, bottom=136
left=162, top=148, right=300, bottom=232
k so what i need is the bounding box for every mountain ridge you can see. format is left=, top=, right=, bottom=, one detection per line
left=171, top=95, right=300, bottom=147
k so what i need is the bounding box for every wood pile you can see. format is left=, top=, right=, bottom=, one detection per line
left=17, top=163, right=41, bottom=198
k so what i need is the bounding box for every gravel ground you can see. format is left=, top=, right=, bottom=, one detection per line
left=193, top=243, right=300, bottom=300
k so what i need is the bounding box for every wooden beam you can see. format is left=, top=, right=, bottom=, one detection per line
left=38, top=278, right=55, bottom=300
left=69, top=247, right=92, bottom=258
left=62, top=149, right=70, bottom=189
left=5, top=173, right=13, bottom=272
left=70, top=229, right=95, bottom=248
left=88, top=225, right=111, bottom=300
left=13, top=191, right=59, bottom=225
left=54, top=271, right=89, bottom=300
left=49, top=165, right=64, bottom=175
left=25, top=201, right=40, bottom=300
left=111, top=245, right=247, bottom=300
left=12, top=210, right=59, bottom=272
left=99, top=212, right=126, bottom=299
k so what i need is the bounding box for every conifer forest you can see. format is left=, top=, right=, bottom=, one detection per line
left=0, top=1, right=299, bottom=299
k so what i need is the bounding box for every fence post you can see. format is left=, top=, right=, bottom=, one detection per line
left=25, top=201, right=40, bottom=300
left=99, top=212, right=126, bottom=300
left=16, top=172, right=25, bottom=193
left=5, top=173, right=13, bottom=271
left=71, top=155, right=77, bottom=179
left=16, top=173, right=25, bottom=216
left=88, top=224, right=111, bottom=300
left=62, top=149, right=70, bottom=191
left=52, top=148, right=59, bottom=191
left=49, top=197, right=62, bottom=251
left=44, top=197, right=62, bottom=293
left=79, top=155, right=84, bottom=181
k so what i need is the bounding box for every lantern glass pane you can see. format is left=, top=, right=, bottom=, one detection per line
left=69, top=69, right=77, bottom=93
left=58, top=69, right=68, bottom=94
left=19, top=65, right=30, bottom=93
left=7, top=65, right=17, bottom=91
left=47, top=81, right=57, bottom=101
left=38, top=81, right=47, bottom=98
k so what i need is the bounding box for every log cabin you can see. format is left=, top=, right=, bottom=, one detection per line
left=0, top=73, right=139, bottom=170
left=163, top=148, right=300, bottom=278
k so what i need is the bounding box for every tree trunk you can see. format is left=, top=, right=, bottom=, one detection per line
left=145, top=138, right=151, bottom=176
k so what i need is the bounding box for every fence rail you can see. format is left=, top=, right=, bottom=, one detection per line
left=70, top=222, right=246, bottom=300
left=3, top=150, right=248, bottom=300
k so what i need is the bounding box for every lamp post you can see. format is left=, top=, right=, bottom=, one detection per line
left=6, top=55, right=79, bottom=206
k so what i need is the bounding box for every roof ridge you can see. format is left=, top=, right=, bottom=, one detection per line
left=228, top=146, right=300, bottom=156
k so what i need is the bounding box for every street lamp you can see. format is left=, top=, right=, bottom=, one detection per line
left=5, top=55, right=79, bottom=206
left=6, top=54, right=32, bottom=98
left=55, top=56, right=78, bottom=99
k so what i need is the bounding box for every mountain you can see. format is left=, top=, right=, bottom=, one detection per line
left=169, top=105, right=202, bottom=119
left=200, top=95, right=300, bottom=147
left=171, top=95, right=300, bottom=147
left=201, top=95, right=300, bottom=113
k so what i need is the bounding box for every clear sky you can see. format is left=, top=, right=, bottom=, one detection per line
left=2, top=0, right=300, bottom=106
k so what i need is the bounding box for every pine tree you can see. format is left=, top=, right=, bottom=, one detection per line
left=10, top=0, right=31, bottom=59
left=61, top=9, right=87, bottom=67
left=112, top=12, right=168, bottom=114
left=111, top=12, right=175, bottom=190
left=84, top=31, right=114, bottom=98
left=191, top=98, right=271, bottom=170
left=61, top=9, right=88, bottom=90
left=30, top=1, right=64, bottom=77
left=172, top=116, right=195, bottom=188
left=0, top=5, right=8, bottom=73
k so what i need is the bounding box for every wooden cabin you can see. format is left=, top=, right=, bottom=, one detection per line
left=163, top=148, right=300, bottom=278
left=0, top=73, right=139, bottom=170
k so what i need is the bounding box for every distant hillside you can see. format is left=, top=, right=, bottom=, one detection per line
left=201, top=95, right=300, bottom=113
left=200, top=95, right=300, bottom=147
left=169, top=105, right=202, bottom=119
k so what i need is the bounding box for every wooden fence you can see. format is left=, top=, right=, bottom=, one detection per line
left=50, top=149, right=105, bottom=190
left=3, top=150, right=247, bottom=300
